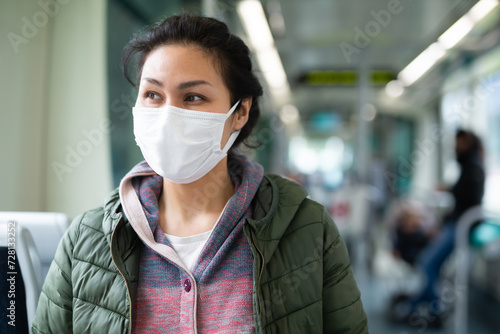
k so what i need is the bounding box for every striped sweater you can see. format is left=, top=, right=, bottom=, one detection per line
left=119, top=154, right=264, bottom=333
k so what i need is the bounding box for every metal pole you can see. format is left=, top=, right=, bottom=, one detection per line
left=356, top=61, right=370, bottom=184
left=454, top=206, right=485, bottom=334
left=353, top=58, right=372, bottom=274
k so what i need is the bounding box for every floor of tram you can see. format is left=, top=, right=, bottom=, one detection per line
left=354, top=224, right=499, bottom=334
left=358, top=274, right=496, bottom=333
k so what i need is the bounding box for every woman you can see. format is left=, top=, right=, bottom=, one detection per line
left=32, top=15, right=368, bottom=333
left=391, top=129, right=485, bottom=328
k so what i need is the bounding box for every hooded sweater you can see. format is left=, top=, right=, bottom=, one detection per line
left=118, top=154, right=264, bottom=333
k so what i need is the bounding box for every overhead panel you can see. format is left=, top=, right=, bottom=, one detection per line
left=298, top=69, right=395, bottom=86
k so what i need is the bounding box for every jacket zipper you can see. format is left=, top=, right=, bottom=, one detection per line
left=109, top=214, right=134, bottom=334
left=251, top=231, right=265, bottom=327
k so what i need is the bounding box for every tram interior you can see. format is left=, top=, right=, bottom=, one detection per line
left=2, top=0, right=500, bottom=333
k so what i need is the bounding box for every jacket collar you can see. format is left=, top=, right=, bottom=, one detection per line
left=247, top=174, right=308, bottom=263
left=101, top=172, right=309, bottom=264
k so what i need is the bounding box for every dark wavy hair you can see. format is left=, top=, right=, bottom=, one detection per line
left=122, top=14, right=263, bottom=149
left=456, top=128, right=485, bottom=161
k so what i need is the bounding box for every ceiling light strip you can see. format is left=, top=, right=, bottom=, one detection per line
left=396, top=0, right=499, bottom=87
left=238, top=0, right=290, bottom=101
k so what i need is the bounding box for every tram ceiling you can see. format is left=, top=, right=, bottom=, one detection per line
left=257, top=0, right=482, bottom=114
left=115, top=0, right=493, bottom=115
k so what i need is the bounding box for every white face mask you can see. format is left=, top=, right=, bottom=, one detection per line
left=133, top=101, right=241, bottom=184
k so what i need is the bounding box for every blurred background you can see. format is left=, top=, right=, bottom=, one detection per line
left=1, top=0, right=500, bottom=333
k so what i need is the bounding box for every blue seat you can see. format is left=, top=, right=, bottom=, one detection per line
left=470, top=218, right=500, bottom=248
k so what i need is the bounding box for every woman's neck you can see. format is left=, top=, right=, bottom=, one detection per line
left=158, top=158, right=235, bottom=237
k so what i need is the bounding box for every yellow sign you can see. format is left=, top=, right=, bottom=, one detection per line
left=300, top=70, right=394, bottom=86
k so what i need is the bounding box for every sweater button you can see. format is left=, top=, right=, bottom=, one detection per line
left=183, top=279, right=191, bottom=292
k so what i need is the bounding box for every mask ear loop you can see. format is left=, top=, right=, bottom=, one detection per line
left=221, top=130, right=240, bottom=153
left=226, top=99, right=242, bottom=117
left=221, top=99, right=242, bottom=153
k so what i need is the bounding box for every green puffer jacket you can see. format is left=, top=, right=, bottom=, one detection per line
left=32, top=175, right=368, bottom=333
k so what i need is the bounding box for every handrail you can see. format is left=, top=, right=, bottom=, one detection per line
left=454, top=206, right=500, bottom=334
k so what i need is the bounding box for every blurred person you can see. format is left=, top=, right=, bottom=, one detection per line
left=31, top=15, right=368, bottom=333
left=391, top=203, right=432, bottom=265
left=392, top=129, right=485, bottom=327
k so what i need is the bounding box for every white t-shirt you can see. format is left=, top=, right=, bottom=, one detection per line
left=165, top=203, right=228, bottom=272
left=165, top=230, right=212, bottom=272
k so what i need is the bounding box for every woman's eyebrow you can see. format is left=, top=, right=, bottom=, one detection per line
left=142, top=77, right=163, bottom=87
left=178, top=80, right=212, bottom=90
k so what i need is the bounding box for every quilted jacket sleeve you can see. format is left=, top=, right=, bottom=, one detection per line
left=31, top=213, right=82, bottom=333
left=322, top=209, right=368, bottom=333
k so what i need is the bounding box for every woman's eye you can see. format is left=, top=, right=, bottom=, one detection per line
left=185, top=95, right=203, bottom=102
left=145, top=92, right=162, bottom=100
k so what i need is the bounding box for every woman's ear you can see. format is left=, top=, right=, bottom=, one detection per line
left=232, top=97, right=252, bottom=131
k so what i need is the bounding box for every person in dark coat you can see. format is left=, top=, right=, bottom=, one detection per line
left=393, top=129, right=485, bottom=327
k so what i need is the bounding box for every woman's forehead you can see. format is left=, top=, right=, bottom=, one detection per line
left=141, top=44, right=223, bottom=86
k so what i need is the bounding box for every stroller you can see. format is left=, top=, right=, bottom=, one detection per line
left=389, top=200, right=435, bottom=265
left=382, top=195, right=451, bottom=325
left=387, top=193, right=458, bottom=327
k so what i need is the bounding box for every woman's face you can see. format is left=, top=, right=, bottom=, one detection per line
left=135, top=44, right=250, bottom=147
left=455, top=135, right=470, bottom=155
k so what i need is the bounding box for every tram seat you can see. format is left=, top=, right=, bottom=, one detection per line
left=0, top=212, right=70, bottom=332
left=0, top=212, right=70, bottom=281
left=0, top=223, right=41, bottom=333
